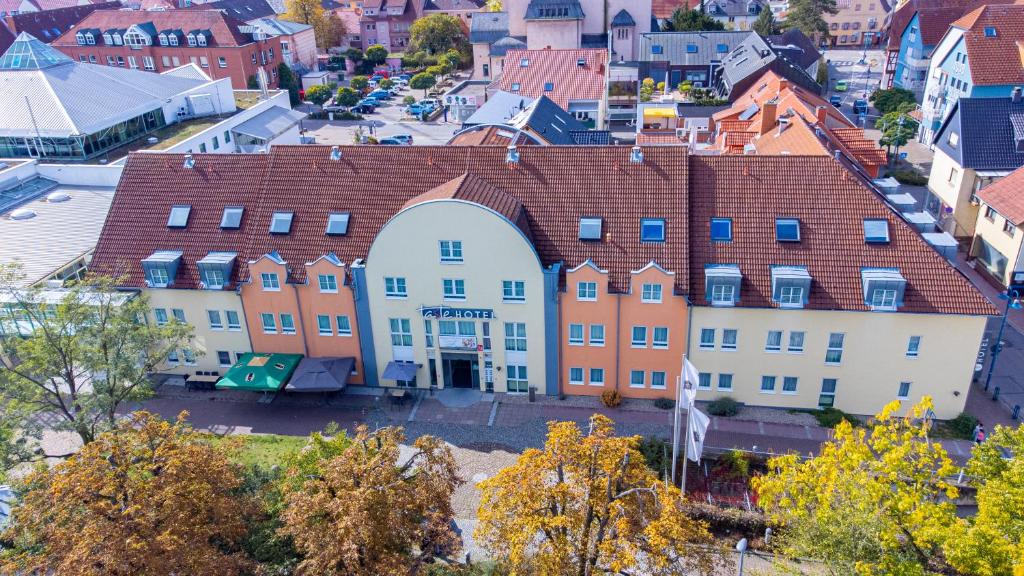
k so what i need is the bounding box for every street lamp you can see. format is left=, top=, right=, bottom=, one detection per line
left=736, top=538, right=748, bottom=576
left=984, top=288, right=1022, bottom=392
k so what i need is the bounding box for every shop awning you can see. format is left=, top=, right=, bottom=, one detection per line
left=216, top=353, right=303, bottom=392
left=643, top=107, right=677, bottom=118
left=284, top=357, right=354, bottom=392
left=382, top=361, right=419, bottom=381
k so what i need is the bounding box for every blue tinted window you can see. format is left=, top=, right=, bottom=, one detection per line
left=775, top=218, right=801, bottom=242
left=710, top=218, right=732, bottom=242
left=640, top=218, right=665, bottom=242
left=717, top=43, right=729, bottom=53
left=686, top=44, right=698, bottom=53
left=651, top=45, right=663, bottom=54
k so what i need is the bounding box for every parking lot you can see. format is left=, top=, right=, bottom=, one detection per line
left=300, top=84, right=465, bottom=146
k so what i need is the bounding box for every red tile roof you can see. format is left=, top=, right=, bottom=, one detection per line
left=651, top=0, right=690, bottom=19
left=830, top=128, right=889, bottom=168
left=3, top=1, right=120, bottom=49
left=52, top=9, right=254, bottom=47
left=489, top=48, right=607, bottom=110
left=636, top=132, right=687, bottom=145
left=887, top=0, right=1018, bottom=51
left=447, top=126, right=537, bottom=146
left=952, top=4, right=1024, bottom=86
left=976, top=165, right=1024, bottom=225
left=90, top=147, right=996, bottom=315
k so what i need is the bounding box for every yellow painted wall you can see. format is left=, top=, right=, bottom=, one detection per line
left=146, top=288, right=252, bottom=374
left=929, top=148, right=979, bottom=238
left=688, top=306, right=986, bottom=419
left=971, top=200, right=1024, bottom=287
left=365, top=200, right=548, bottom=392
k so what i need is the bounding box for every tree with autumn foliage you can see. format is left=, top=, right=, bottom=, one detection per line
left=753, top=398, right=959, bottom=575
left=278, top=425, right=461, bottom=576
left=476, top=414, right=721, bottom=576
left=283, top=0, right=346, bottom=51
left=944, top=424, right=1024, bottom=576
left=0, top=411, right=255, bottom=576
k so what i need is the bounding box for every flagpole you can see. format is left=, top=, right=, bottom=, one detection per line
left=681, top=354, right=690, bottom=495
left=670, top=354, right=685, bottom=484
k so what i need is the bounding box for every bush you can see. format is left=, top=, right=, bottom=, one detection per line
left=682, top=500, right=768, bottom=537
left=654, top=397, right=675, bottom=410
left=707, top=396, right=739, bottom=417
left=889, top=168, right=928, bottom=185
left=714, top=449, right=753, bottom=481
left=600, top=389, right=621, bottom=408
left=813, top=407, right=860, bottom=428
left=942, top=412, right=979, bottom=440
left=637, top=436, right=672, bottom=476
left=335, top=111, right=363, bottom=121
left=403, top=95, right=416, bottom=105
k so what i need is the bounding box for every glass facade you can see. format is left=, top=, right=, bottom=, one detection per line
left=0, top=109, right=166, bottom=161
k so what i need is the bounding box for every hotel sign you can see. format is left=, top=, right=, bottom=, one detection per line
left=419, top=306, right=495, bottom=319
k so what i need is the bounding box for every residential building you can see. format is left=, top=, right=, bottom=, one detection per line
left=919, top=4, right=1024, bottom=143
left=0, top=1, right=120, bottom=53
left=707, top=70, right=887, bottom=177
left=448, top=94, right=611, bottom=144
left=824, top=0, right=889, bottom=48
left=469, top=11, right=516, bottom=79
left=884, top=0, right=1014, bottom=97
left=422, top=0, right=484, bottom=26
left=193, top=0, right=279, bottom=20
left=926, top=94, right=1024, bottom=242
left=0, top=158, right=121, bottom=288
left=639, top=31, right=751, bottom=90
left=487, top=48, right=607, bottom=125
left=90, top=146, right=994, bottom=418
left=358, top=0, right=415, bottom=52
left=51, top=9, right=283, bottom=89
left=0, top=0, right=108, bottom=17
left=767, top=28, right=822, bottom=79
left=700, top=0, right=766, bottom=31
left=246, top=17, right=315, bottom=71
left=713, top=31, right=822, bottom=99
left=972, top=166, right=1024, bottom=288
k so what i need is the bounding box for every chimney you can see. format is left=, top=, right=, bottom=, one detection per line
left=778, top=79, right=789, bottom=92
left=759, top=100, right=778, bottom=135
left=1013, top=86, right=1022, bottom=103
left=816, top=105, right=827, bottom=125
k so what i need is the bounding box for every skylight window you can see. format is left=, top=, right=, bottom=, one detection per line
left=167, top=205, right=191, bottom=228
left=519, top=57, right=529, bottom=67
left=710, top=218, right=732, bottom=242
left=651, top=44, right=663, bottom=54
left=579, top=217, right=602, bottom=240
left=775, top=218, right=800, bottom=242
left=544, top=82, right=554, bottom=91
left=863, top=219, right=890, bottom=244
left=984, top=26, right=997, bottom=37
left=717, top=43, right=729, bottom=53
left=576, top=57, right=586, bottom=66
left=686, top=43, right=698, bottom=53
left=326, top=212, right=350, bottom=235
left=511, top=82, right=521, bottom=91
left=640, top=218, right=665, bottom=243
left=269, top=211, right=293, bottom=234
left=220, top=206, right=243, bottom=229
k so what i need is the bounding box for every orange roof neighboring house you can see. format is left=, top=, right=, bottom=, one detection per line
left=636, top=132, right=687, bottom=145
left=831, top=128, right=889, bottom=168
left=723, top=131, right=755, bottom=152
left=447, top=126, right=537, bottom=146
left=489, top=48, right=607, bottom=110
left=717, top=119, right=753, bottom=133
left=977, top=165, right=1024, bottom=225
left=949, top=4, right=1024, bottom=86
left=713, top=69, right=852, bottom=130
left=746, top=115, right=829, bottom=156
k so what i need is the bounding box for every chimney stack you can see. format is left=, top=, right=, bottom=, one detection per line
left=1013, top=86, right=1022, bottom=103
left=759, top=100, right=778, bottom=135
left=778, top=79, right=789, bottom=92
left=816, top=105, right=827, bottom=125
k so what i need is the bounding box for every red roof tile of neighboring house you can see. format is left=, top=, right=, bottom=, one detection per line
left=830, top=127, right=889, bottom=168
left=977, top=165, right=1024, bottom=225
left=489, top=48, right=607, bottom=110
left=951, top=4, right=1024, bottom=86
left=447, top=126, right=537, bottom=146
left=887, top=0, right=1018, bottom=51
left=651, top=0, right=691, bottom=19
left=636, top=132, right=687, bottom=145
left=52, top=9, right=254, bottom=46
left=0, top=0, right=38, bottom=14
left=2, top=0, right=119, bottom=49
left=90, top=147, right=995, bottom=316
left=723, top=131, right=755, bottom=151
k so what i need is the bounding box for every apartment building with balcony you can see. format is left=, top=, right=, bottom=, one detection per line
left=358, top=0, right=414, bottom=52
left=918, top=4, right=1024, bottom=144
left=90, top=145, right=994, bottom=418
left=51, top=9, right=283, bottom=88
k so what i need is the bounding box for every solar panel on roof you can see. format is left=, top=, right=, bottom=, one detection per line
left=326, top=212, right=349, bottom=235
left=167, top=205, right=191, bottom=228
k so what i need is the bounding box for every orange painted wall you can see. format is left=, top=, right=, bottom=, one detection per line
left=615, top=265, right=689, bottom=400
left=561, top=263, right=618, bottom=397
left=296, top=259, right=364, bottom=384
left=241, top=258, right=306, bottom=356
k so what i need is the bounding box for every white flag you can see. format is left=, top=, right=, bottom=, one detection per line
left=686, top=406, right=711, bottom=463
left=682, top=357, right=700, bottom=407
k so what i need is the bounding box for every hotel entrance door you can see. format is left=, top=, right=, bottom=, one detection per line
left=442, top=354, right=479, bottom=389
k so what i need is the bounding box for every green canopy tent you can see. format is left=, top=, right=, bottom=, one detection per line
left=216, top=353, right=303, bottom=392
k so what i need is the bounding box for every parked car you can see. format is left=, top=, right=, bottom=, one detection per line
left=834, top=80, right=848, bottom=92
left=368, top=89, right=392, bottom=100
left=359, top=97, right=382, bottom=107
left=323, top=105, right=350, bottom=113
left=391, top=134, right=413, bottom=145
left=351, top=103, right=376, bottom=114
left=829, top=94, right=842, bottom=107
left=420, top=98, right=441, bottom=110
left=395, top=78, right=409, bottom=88
left=853, top=99, right=869, bottom=115
left=378, top=137, right=407, bottom=145
left=405, top=103, right=425, bottom=116
left=397, top=73, right=412, bottom=82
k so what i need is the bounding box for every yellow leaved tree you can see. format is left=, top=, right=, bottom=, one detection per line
left=752, top=397, right=959, bottom=575
left=475, top=414, right=722, bottom=576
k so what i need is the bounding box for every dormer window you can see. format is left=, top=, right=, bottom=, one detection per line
left=167, top=205, right=191, bottom=228
left=861, top=268, right=906, bottom=311
left=579, top=217, right=602, bottom=240
left=85, top=32, right=95, bottom=45
left=197, top=252, right=236, bottom=290
left=705, top=264, right=741, bottom=306
left=270, top=211, right=293, bottom=234
left=142, top=250, right=182, bottom=288
left=112, top=33, right=122, bottom=45
left=187, top=34, right=197, bottom=47
left=710, top=217, right=732, bottom=242
left=159, top=33, right=168, bottom=46
left=169, top=33, right=178, bottom=46
left=102, top=33, right=112, bottom=44
left=640, top=218, right=665, bottom=243
left=125, top=30, right=148, bottom=47
left=775, top=218, right=800, bottom=242
left=196, top=33, right=207, bottom=46
left=771, top=266, right=811, bottom=309
left=76, top=32, right=86, bottom=45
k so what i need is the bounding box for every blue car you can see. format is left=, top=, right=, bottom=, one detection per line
left=359, top=97, right=381, bottom=107
left=368, top=89, right=392, bottom=100
left=829, top=94, right=842, bottom=107
left=853, top=99, right=869, bottom=115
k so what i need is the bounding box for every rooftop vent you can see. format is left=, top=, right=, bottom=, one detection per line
left=519, top=57, right=529, bottom=67
left=9, top=208, right=36, bottom=220
left=330, top=146, right=341, bottom=161
left=45, top=191, right=70, bottom=203
left=505, top=145, right=520, bottom=164
left=182, top=154, right=195, bottom=169
left=630, top=146, right=643, bottom=164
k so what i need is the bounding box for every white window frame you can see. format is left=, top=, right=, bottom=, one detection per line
left=182, top=349, right=196, bottom=365
left=651, top=371, right=666, bottom=389
left=154, top=308, right=168, bottom=326
left=167, top=349, right=179, bottom=365
left=502, top=280, right=525, bottom=302
left=217, top=350, right=232, bottom=367
left=318, top=274, right=338, bottom=293
left=280, top=313, right=296, bottom=335
left=869, top=288, right=897, bottom=309
left=826, top=333, right=844, bottom=365
left=698, top=373, right=712, bottom=389
left=442, top=278, right=466, bottom=300
left=148, top=267, right=169, bottom=287
left=226, top=310, right=241, bottom=331
left=782, top=376, right=798, bottom=394
left=897, top=381, right=911, bottom=399
left=337, top=315, right=352, bottom=336
left=711, top=283, right=735, bottom=305
left=504, top=322, right=526, bottom=352
left=577, top=281, right=597, bottom=301
left=906, top=335, right=921, bottom=358
left=317, top=314, right=332, bottom=336
left=765, top=330, right=782, bottom=352
left=631, top=326, right=647, bottom=348
left=641, top=283, right=663, bottom=303
left=652, top=326, right=669, bottom=349
left=699, top=328, right=715, bottom=350
left=384, top=277, right=407, bottom=298
left=589, top=324, right=605, bottom=346
left=717, top=373, right=733, bottom=390
left=171, top=309, right=186, bottom=323
left=787, top=331, right=805, bottom=353
left=390, top=318, right=413, bottom=346
left=507, top=364, right=529, bottom=393
left=760, top=375, right=776, bottom=393
left=721, top=328, right=737, bottom=351
left=778, top=285, right=804, bottom=306
left=568, top=323, right=584, bottom=346
left=207, top=310, right=223, bottom=330
left=439, top=240, right=463, bottom=263
left=629, top=370, right=645, bottom=388
left=261, top=313, right=276, bottom=334
left=569, top=367, right=584, bottom=386
left=589, top=367, right=605, bottom=387
left=260, top=272, right=280, bottom=291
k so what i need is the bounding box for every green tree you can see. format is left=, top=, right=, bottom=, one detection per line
left=409, top=13, right=467, bottom=55
left=442, top=48, right=462, bottom=69
left=875, top=103, right=919, bottom=165
left=350, top=74, right=369, bottom=92
left=0, top=267, right=193, bottom=447
left=484, top=0, right=500, bottom=10
left=816, top=58, right=829, bottom=85
left=944, top=425, right=1024, bottom=576
left=335, top=86, right=360, bottom=106
left=378, top=77, right=394, bottom=90
left=784, top=0, right=838, bottom=40
left=639, top=77, right=655, bottom=102
left=276, top=62, right=300, bottom=106
left=753, top=398, right=958, bottom=575
left=870, top=87, right=917, bottom=115
left=410, top=71, right=436, bottom=97
left=305, top=84, right=333, bottom=105
left=752, top=8, right=779, bottom=36
left=665, top=7, right=724, bottom=31
left=364, top=43, right=389, bottom=65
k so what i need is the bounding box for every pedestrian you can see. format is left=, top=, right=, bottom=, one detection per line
left=972, top=422, right=982, bottom=442
left=975, top=424, right=986, bottom=444
left=443, top=105, right=449, bottom=123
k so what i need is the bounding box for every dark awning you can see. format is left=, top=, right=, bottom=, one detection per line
left=382, top=361, right=419, bottom=381
left=284, top=357, right=354, bottom=392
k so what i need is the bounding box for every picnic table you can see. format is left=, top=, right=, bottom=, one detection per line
left=186, top=374, right=219, bottom=391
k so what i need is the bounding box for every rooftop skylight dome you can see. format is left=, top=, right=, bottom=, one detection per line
left=0, top=33, right=74, bottom=71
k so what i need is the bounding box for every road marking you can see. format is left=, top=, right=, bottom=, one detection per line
left=487, top=400, right=499, bottom=427
left=758, top=421, right=765, bottom=434
left=407, top=392, right=423, bottom=423
left=804, top=425, right=813, bottom=439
